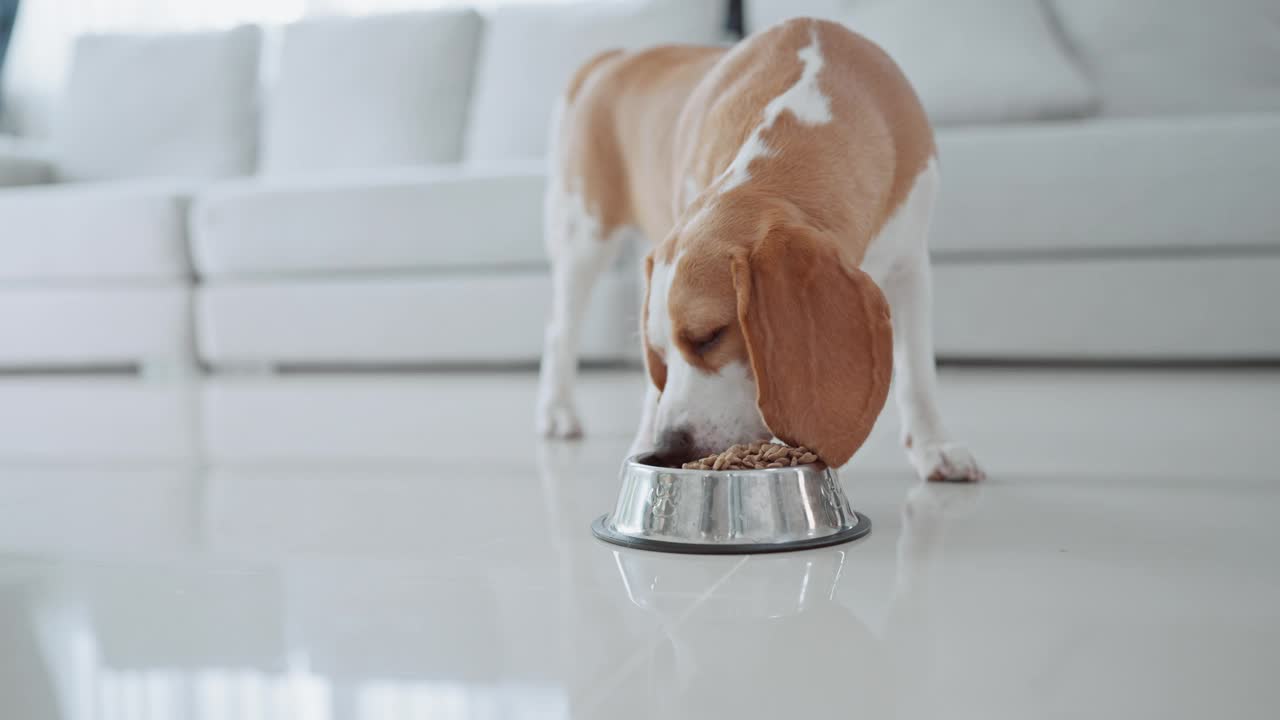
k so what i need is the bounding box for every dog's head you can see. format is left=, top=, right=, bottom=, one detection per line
left=643, top=215, right=893, bottom=467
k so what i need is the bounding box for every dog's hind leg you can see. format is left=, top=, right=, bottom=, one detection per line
left=536, top=146, right=623, bottom=438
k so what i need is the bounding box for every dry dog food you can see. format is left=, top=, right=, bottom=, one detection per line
left=681, top=442, right=820, bottom=470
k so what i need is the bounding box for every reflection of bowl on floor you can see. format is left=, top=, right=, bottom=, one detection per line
left=593, top=454, right=870, bottom=554
left=611, top=544, right=849, bottom=619
left=605, top=544, right=893, bottom=717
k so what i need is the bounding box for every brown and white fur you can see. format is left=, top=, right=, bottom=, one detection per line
left=536, top=18, right=983, bottom=481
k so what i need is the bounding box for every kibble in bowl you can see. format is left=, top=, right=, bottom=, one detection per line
left=680, top=442, right=820, bottom=471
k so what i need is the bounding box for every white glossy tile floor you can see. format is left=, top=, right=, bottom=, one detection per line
left=0, top=368, right=1278, bottom=720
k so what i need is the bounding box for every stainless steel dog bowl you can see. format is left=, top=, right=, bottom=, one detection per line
left=592, top=453, right=870, bottom=554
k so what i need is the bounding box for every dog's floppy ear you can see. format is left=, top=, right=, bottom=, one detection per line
left=642, top=253, right=667, bottom=391
left=732, top=226, right=893, bottom=467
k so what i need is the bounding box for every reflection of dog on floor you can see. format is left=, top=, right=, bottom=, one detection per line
left=537, top=18, right=983, bottom=481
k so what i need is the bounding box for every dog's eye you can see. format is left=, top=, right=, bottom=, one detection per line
left=688, top=326, right=727, bottom=355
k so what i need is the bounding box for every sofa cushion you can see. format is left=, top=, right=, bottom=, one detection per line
left=192, top=167, right=547, bottom=277
left=0, top=285, right=190, bottom=368
left=262, top=10, right=482, bottom=174
left=197, top=272, right=640, bottom=366
left=932, top=257, right=1280, bottom=359
left=53, top=26, right=260, bottom=181
left=1048, top=0, right=1280, bottom=116
left=745, top=0, right=844, bottom=31
left=932, top=113, right=1280, bottom=255
left=463, top=0, right=727, bottom=165
left=0, top=180, right=192, bottom=280
left=746, top=0, right=1097, bottom=125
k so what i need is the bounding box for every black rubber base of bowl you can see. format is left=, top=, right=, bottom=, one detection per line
left=591, top=512, right=871, bottom=555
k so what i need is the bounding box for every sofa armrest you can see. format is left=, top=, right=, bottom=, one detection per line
left=0, top=136, right=56, bottom=187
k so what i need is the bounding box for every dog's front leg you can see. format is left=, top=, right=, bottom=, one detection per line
left=884, top=254, right=985, bottom=482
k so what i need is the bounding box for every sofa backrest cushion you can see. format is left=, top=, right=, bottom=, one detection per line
left=463, top=0, right=727, bottom=166
left=745, top=0, right=1098, bottom=126
left=262, top=10, right=482, bottom=174
left=746, top=0, right=846, bottom=32
left=1047, top=0, right=1280, bottom=116
left=54, top=26, right=261, bottom=181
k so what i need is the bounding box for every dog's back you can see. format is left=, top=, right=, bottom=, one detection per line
left=555, top=18, right=934, bottom=255
left=553, top=44, right=726, bottom=243
left=676, top=18, right=935, bottom=258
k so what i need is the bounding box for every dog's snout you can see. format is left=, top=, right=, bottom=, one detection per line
left=653, top=427, right=696, bottom=464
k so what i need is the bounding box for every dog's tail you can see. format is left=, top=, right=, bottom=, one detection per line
left=565, top=48, right=626, bottom=104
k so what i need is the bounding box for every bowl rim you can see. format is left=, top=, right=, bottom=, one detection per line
left=626, top=452, right=829, bottom=474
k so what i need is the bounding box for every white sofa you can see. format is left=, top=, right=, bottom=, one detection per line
left=1, top=0, right=1278, bottom=374
left=0, top=25, right=261, bottom=372
left=190, top=1, right=733, bottom=371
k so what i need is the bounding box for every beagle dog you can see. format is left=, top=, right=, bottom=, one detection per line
left=537, top=18, right=983, bottom=481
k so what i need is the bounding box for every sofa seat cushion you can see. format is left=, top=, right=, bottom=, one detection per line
left=197, top=272, right=640, bottom=367
left=0, top=284, right=190, bottom=368
left=932, top=113, right=1280, bottom=255
left=0, top=180, right=192, bottom=280
left=932, top=256, right=1280, bottom=359
left=193, top=167, right=550, bottom=277
left=53, top=26, right=261, bottom=181
left=263, top=10, right=483, bottom=174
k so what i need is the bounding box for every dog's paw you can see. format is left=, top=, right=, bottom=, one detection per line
left=536, top=395, right=583, bottom=439
left=907, top=440, right=985, bottom=483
